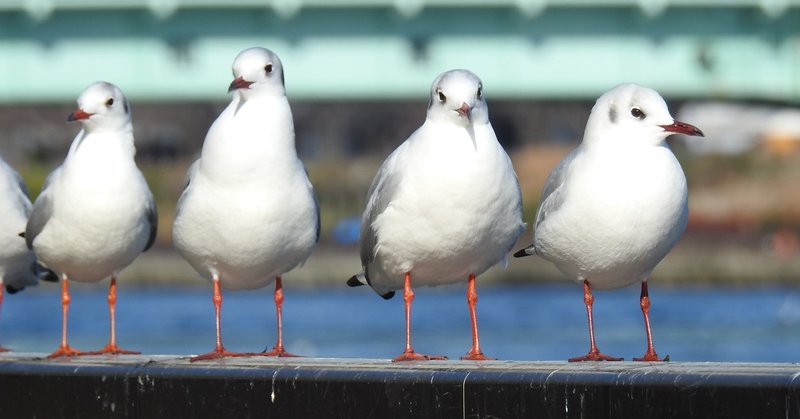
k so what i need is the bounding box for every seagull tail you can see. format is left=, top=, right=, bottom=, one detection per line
left=36, top=263, right=58, bottom=283
left=347, top=273, right=368, bottom=287
left=513, top=245, right=536, bottom=258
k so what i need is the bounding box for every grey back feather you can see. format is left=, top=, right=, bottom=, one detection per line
left=24, top=167, right=60, bottom=249
left=534, top=147, right=580, bottom=230
left=359, top=143, right=407, bottom=270
left=143, top=196, right=158, bottom=252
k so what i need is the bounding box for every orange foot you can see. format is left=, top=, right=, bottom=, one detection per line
left=460, top=350, right=497, bottom=361
left=260, top=346, right=300, bottom=357
left=633, top=352, right=668, bottom=362
left=48, top=345, right=98, bottom=359
left=190, top=348, right=255, bottom=362
left=569, top=350, right=623, bottom=362
left=95, top=344, right=141, bottom=355
left=392, top=350, right=448, bottom=362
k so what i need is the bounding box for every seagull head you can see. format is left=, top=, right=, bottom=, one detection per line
left=67, top=82, right=131, bottom=133
left=584, top=83, right=704, bottom=148
left=427, top=69, right=488, bottom=127
left=228, top=47, right=286, bottom=99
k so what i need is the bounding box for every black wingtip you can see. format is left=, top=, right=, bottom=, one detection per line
left=513, top=248, right=531, bottom=258
left=346, top=275, right=364, bottom=287
left=5, top=285, right=21, bottom=294
left=381, top=291, right=395, bottom=300
left=40, top=268, right=59, bottom=283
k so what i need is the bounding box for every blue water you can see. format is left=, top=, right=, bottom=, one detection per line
left=2, top=282, right=800, bottom=362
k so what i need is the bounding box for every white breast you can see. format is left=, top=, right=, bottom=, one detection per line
left=534, top=144, right=688, bottom=289
left=33, top=132, right=152, bottom=282
left=173, top=96, right=318, bottom=290
left=367, top=122, right=524, bottom=292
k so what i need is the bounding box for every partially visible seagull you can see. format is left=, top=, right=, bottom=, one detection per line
left=348, top=69, right=525, bottom=361
left=26, top=82, right=157, bottom=358
left=0, top=155, right=56, bottom=351
left=514, top=83, right=704, bottom=362
left=173, top=47, right=319, bottom=361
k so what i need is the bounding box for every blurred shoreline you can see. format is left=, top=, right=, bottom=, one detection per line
left=115, top=233, right=800, bottom=289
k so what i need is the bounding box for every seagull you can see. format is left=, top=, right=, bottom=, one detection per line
left=25, top=82, right=157, bottom=358
left=173, top=47, right=319, bottom=361
left=347, top=69, right=525, bottom=361
left=514, top=83, right=704, bottom=362
left=0, top=155, right=57, bottom=351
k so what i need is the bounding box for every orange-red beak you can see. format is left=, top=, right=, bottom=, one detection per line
left=456, top=102, right=471, bottom=120
left=228, top=76, right=254, bottom=92
left=660, top=120, right=704, bottom=137
left=67, top=109, right=93, bottom=122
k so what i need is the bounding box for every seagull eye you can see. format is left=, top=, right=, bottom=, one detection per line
left=265, top=64, right=273, bottom=74
left=630, top=107, right=645, bottom=119
left=437, top=90, right=446, bottom=102
left=106, top=98, right=114, bottom=107
left=477, top=85, right=483, bottom=99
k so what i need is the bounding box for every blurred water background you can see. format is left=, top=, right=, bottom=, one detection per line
left=4, top=282, right=800, bottom=362
left=2, top=1, right=800, bottom=361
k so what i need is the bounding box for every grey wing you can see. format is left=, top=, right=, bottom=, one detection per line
left=312, top=187, right=321, bottom=243
left=25, top=167, right=60, bottom=249
left=182, top=159, right=200, bottom=191
left=175, top=159, right=200, bottom=216
left=359, top=144, right=407, bottom=268
left=533, top=147, right=580, bottom=230
left=143, top=195, right=158, bottom=252
left=11, top=167, right=32, bottom=216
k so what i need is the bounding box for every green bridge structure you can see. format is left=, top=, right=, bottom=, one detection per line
left=0, top=0, right=799, bottom=103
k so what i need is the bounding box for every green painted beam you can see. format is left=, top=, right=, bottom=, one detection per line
left=0, top=6, right=798, bottom=103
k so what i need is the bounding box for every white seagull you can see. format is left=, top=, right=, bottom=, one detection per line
left=25, top=82, right=157, bottom=358
left=173, top=47, right=319, bottom=361
left=0, top=155, right=57, bottom=351
left=348, top=69, right=525, bottom=361
left=514, top=83, right=704, bottom=362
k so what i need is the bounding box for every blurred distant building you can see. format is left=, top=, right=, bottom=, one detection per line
left=0, top=1, right=798, bottom=103
left=677, top=103, right=800, bottom=155
left=0, top=1, right=799, bottom=162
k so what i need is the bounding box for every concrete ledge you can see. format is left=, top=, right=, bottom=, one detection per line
left=1, top=353, right=799, bottom=418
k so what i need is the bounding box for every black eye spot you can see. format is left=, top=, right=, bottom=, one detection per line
left=477, top=85, right=483, bottom=99
left=106, top=98, right=114, bottom=107
left=630, top=107, right=645, bottom=119
left=265, top=64, right=273, bottom=74
left=437, top=89, right=446, bottom=102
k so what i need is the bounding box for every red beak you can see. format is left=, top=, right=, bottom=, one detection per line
left=228, top=76, right=254, bottom=92
left=67, top=109, right=93, bottom=122
left=660, top=120, right=704, bottom=137
left=456, top=102, right=471, bottom=120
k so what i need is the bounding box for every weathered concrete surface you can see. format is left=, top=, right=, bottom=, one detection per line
left=1, top=353, right=799, bottom=418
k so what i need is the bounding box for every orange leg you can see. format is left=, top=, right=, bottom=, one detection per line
left=261, top=276, right=299, bottom=357
left=0, top=285, right=9, bottom=353
left=392, top=272, right=447, bottom=362
left=461, top=273, right=495, bottom=361
left=569, top=280, right=623, bottom=362
left=633, top=281, right=665, bottom=362
left=95, top=277, right=139, bottom=355
left=48, top=276, right=95, bottom=358
left=191, top=276, right=254, bottom=361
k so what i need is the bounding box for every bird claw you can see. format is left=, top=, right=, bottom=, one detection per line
left=569, top=350, right=623, bottom=362
left=260, top=346, right=300, bottom=357
left=392, top=350, right=448, bottom=362
left=47, top=345, right=97, bottom=359
left=190, top=348, right=255, bottom=362
left=95, top=344, right=141, bottom=355
left=460, top=350, right=496, bottom=361
left=633, top=352, right=668, bottom=362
